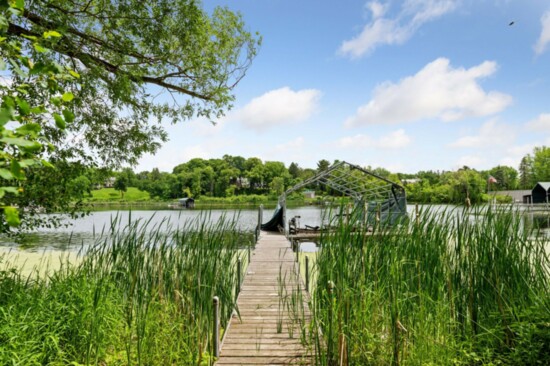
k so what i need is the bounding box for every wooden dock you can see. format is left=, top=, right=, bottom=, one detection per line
left=216, top=231, right=312, bottom=365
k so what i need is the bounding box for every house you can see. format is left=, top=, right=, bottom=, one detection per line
left=104, top=177, right=116, bottom=188
left=178, top=198, right=195, bottom=208
left=532, top=182, right=550, bottom=204
left=303, top=190, right=315, bottom=199
left=494, top=190, right=532, bottom=203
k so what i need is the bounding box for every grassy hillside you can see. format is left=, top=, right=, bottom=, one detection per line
left=88, top=187, right=151, bottom=202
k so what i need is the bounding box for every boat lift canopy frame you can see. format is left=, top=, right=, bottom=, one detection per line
left=275, top=161, right=407, bottom=233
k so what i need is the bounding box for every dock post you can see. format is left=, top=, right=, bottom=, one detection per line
left=213, top=296, right=220, bottom=358
left=305, top=256, right=310, bottom=292
left=256, top=205, right=263, bottom=242
left=248, top=245, right=251, bottom=264
left=237, top=258, right=242, bottom=294
left=260, top=204, right=264, bottom=225
left=327, top=281, right=335, bottom=365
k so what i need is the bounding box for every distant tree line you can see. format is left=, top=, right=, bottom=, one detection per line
left=85, top=146, right=550, bottom=204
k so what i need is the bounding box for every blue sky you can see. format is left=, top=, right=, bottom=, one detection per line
left=137, top=0, right=550, bottom=174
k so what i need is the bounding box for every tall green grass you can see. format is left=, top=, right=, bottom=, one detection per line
left=309, top=206, right=549, bottom=365
left=0, top=212, right=252, bottom=365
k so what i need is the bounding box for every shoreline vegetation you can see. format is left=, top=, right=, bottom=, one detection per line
left=307, top=205, right=549, bottom=365
left=0, top=214, right=253, bottom=365
left=85, top=187, right=519, bottom=209
left=0, top=207, right=548, bottom=365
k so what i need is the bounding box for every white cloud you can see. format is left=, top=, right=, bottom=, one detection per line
left=274, top=137, right=305, bottom=151
left=455, top=155, right=485, bottom=169
left=184, top=116, right=227, bottom=137
left=499, top=143, right=538, bottom=168
left=336, top=129, right=411, bottom=149
left=366, top=1, right=388, bottom=19
left=526, top=113, right=550, bottom=131
left=449, top=119, right=515, bottom=148
left=345, top=58, right=512, bottom=126
left=340, top=0, right=459, bottom=58
left=379, top=129, right=412, bottom=148
left=234, top=87, right=321, bottom=132
left=337, top=134, right=374, bottom=148
left=534, top=11, right=550, bottom=55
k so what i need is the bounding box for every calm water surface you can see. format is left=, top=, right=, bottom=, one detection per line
left=0, top=206, right=327, bottom=252
left=1, top=204, right=548, bottom=253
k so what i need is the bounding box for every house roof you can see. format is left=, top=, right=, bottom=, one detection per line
left=534, top=182, right=550, bottom=191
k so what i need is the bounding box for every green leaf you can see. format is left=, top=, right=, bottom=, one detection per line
left=62, top=109, right=75, bottom=123
left=34, top=43, right=48, bottom=53
left=1, top=187, right=18, bottom=194
left=4, top=206, right=21, bottom=227
left=43, top=30, right=62, bottom=39
left=41, top=160, right=55, bottom=168
left=14, top=0, right=25, bottom=11
left=0, top=14, right=9, bottom=34
left=0, top=108, right=13, bottom=125
left=0, top=137, right=42, bottom=149
left=18, top=159, right=37, bottom=168
left=11, top=160, right=24, bottom=180
left=53, top=113, right=66, bottom=129
left=50, top=97, right=61, bottom=107
left=22, top=34, right=38, bottom=41
left=30, top=106, right=46, bottom=114
left=9, top=59, right=27, bottom=78
left=16, top=123, right=41, bottom=136
left=15, top=97, right=30, bottom=115
left=61, top=92, right=74, bottom=102
left=68, top=70, right=80, bottom=78
left=0, top=168, right=13, bottom=180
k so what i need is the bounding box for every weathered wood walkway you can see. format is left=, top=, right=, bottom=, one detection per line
left=216, top=231, right=312, bottom=365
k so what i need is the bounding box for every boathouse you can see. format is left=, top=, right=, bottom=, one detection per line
left=178, top=197, right=195, bottom=208
left=532, top=182, right=550, bottom=204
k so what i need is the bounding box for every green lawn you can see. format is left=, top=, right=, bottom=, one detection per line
left=88, top=187, right=151, bottom=202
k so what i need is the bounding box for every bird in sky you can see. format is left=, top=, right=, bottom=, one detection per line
left=509, top=21, right=515, bottom=26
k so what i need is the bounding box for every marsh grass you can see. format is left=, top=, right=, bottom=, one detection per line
left=0, top=212, right=252, bottom=365
left=309, top=205, right=549, bottom=365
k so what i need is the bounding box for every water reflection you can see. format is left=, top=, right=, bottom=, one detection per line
left=1, top=204, right=549, bottom=251
left=524, top=212, right=550, bottom=237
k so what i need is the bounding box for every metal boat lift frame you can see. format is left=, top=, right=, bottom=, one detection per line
left=277, top=161, right=407, bottom=233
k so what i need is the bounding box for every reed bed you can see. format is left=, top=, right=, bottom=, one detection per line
left=309, top=206, right=549, bottom=365
left=0, top=212, right=253, bottom=365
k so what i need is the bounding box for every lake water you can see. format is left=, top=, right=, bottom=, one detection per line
left=1, top=204, right=549, bottom=254
left=0, top=206, right=328, bottom=252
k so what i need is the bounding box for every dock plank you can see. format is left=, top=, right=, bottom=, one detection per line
left=216, top=231, right=311, bottom=365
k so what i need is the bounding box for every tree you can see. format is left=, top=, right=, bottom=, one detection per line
left=532, top=146, right=550, bottom=183
left=1, top=1, right=79, bottom=230
left=270, top=176, right=285, bottom=196
left=519, top=155, right=535, bottom=189
left=288, top=162, right=301, bottom=179
left=446, top=168, right=486, bottom=204
left=1, top=0, right=259, bottom=229
left=488, top=165, right=518, bottom=190
left=114, top=176, right=128, bottom=198
left=317, top=159, right=330, bottom=172
left=5, top=0, right=260, bottom=167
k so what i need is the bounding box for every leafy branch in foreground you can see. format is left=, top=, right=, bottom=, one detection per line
left=0, top=0, right=260, bottom=231
left=7, top=0, right=260, bottom=167
left=1, top=0, right=78, bottom=229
